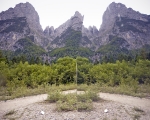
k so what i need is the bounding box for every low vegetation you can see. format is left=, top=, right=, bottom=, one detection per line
left=0, top=50, right=150, bottom=103
left=47, top=88, right=99, bottom=111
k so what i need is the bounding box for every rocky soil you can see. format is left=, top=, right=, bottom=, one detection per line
left=0, top=92, right=150, bottom=120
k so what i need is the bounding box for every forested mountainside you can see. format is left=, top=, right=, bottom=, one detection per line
left=0, top=2, right=150, bottom=102
left=0, top=2, right=150, bottom=63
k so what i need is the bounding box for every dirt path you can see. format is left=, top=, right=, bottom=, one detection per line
left=0, top=94, right=48, bottom=111
left=99, top=93, right=150, bottom=110
left=0, top=91, right=150, bottom=112
left=1, top=91, right=150, bottom=120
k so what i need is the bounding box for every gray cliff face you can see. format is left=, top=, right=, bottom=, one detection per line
left=48, top=2, right=150, bottom=52
left=44, top=26, right=55, bottom=37
left=99, top=2, right=150, bottom=50
left=0, top=2, right=43, bottom=34
left=0, top=2, right=150, bottom=58
left=45, top=11, right=84, bottom=49
left=45, top=11, right=100, bottom=50
left=0, top=17, right=30, bottom=50
left=81, top=26, right=99, bottom=49
left=0, top=2, right=44, bottom=51
left=44, top=11, right=83, bottom=38
left=43, top=26, right=55, bottom=41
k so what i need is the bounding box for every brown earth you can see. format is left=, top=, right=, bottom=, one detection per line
left=0, top=91, right=150, bottom=120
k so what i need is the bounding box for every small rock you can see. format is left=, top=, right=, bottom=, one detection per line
left=40, top=110, right=45, bottom=115
left=104, top=109, right=108, bottom=113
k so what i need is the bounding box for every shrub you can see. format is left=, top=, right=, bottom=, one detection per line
left=86, top=90, right=100, bottom=101
left=47, top=90, right=62, bottom=103
left=56, top=93, right=77, bottom=111
left=77, top=99, right=93, bottom=111
left=48, top=88, right=99, bottom=112
left=0, top=73, right=7, bottom=87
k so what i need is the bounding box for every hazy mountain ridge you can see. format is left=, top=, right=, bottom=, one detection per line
left=0, top=2, right=48, bottom=52
left=0, top=2, right=150, bottom=61
left=43, top=11, right=84, bottom=50
left=99, top=2, right=150, bottom=50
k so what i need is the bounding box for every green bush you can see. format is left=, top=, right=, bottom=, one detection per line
left=86, top=90, right=99, bottom=101
left=0, top=73, right=7, bottom=87
left=56, top=93, right=77, bottom=111
left=48, top=90, right=62, bottom=103
left=56, top=93, right=94, bottom=112
left=47, top=88, right=99, bottom=111
left=77, top=99, right=93, bottom=111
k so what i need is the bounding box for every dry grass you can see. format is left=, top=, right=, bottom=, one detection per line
left=47, top=88, right=99, bottom=112
left=98, top=84, right=150, bottom=97
left=0, top=83, right=150, bottom=101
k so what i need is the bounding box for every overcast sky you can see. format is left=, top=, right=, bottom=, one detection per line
left=0, top=0, right=150, bottom=30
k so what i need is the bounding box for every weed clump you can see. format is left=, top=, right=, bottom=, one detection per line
left=48, top=90, right=62, bottom=103
left=47, top=89, right=99, bottom=111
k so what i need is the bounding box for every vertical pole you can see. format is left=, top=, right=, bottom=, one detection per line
left=76, top=59, right=77, bottom=86
left=76, top=58, right=78, bottom=111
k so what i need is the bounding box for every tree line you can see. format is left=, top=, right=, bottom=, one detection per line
left=0, top=50, right=150, bottom=94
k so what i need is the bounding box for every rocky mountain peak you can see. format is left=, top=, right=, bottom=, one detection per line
left=88, top=26, right=99, bottom=35
left=98, top=2, right=150, bottom=51
left=82, top=26, right=99, bottom=39
left=70, top=11, right=84, bottom=31
left=1, top=2, right=150, bottom=60
left=44, top=26, right=55, bottom=37
left=43, top=26, right=50, bottom=35
left=74, top=11, right=84, bottom=21
left=108, top=2, right=126, bottom=10
left=50, top=11, right=84, bottom=39
left=0, top=2, right=43, bottom=33
left=49, top=26, right=55, bottom=34
left=100, top=2, right=126, bottom=32
left=46, top=11, right=84, bottom=49
left=15, top=2, right=34, bottom=10
left=100, top=2, right=150, bottom=31
left=0, top=2, right=45, bottom=51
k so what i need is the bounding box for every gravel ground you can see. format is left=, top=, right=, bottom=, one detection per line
left=1, top=101, right=149, bottom=120
left=0, top=92, right=150, bottom=120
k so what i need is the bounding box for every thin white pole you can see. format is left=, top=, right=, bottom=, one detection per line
left=76, top=59, right=78, bottom=111
left=76, top=60, right=77, bottom=86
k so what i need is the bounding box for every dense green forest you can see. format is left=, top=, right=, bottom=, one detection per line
left=0, top=49, right=150, bottom=97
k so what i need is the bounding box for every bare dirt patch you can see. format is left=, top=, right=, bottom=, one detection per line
left=0, top=92, right=150, bottom=120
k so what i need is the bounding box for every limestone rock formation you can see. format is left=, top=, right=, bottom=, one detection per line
left=47, top=11, right=84, bottom=50
left=98, top=2, right=150, bottom=50
left=54, top=11, right=83, bottom=37
left=0, top=2, right=150, bottom=60
left=0, top=2, right=44, bottom=51
left=43, top=26, right=55, bottom=39
left=81, top=25, right=99, bottom=49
